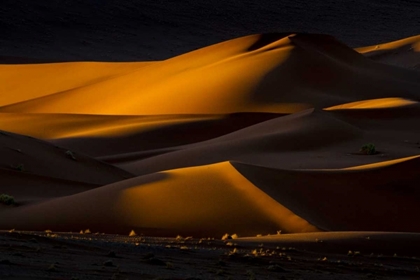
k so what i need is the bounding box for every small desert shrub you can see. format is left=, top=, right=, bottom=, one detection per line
left=360, top=143, right=376, bottom=155
left=0, top=194, right=15, bottom=205
left=10, top=163, right=25, bottom=172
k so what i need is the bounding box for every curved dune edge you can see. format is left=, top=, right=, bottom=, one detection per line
left=356, top=34, right=420, bottom=54
left=0, top=162, right=319, bottom=237
left=231, top=155, right=420, bottom=232
left=302, top=155, right=420, bottom=171
left=0, top=113, right=221, bottom=139
left=118, top=109, right=364, bottom=176
left=342, top=155, right=420, bottom=170
left=324, top=98, right=418, bottom=110
left=0, top=33, right=419, bottom=116
left=356, top=35, right=420, bottom=70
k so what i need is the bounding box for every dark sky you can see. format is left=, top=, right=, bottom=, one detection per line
left=0, top=0, right=419, bottom=62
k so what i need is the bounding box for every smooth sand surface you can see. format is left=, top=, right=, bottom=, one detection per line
left=0, top=33, right=419, bottom=239
left=357, top=34, right=420, bottom=70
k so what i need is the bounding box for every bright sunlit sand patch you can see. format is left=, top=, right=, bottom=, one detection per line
left=0, top=61, right=150, bottom=107
left=0, top=40, right=295, bottom=115
left=356, top=34, right=420, bottom=54
left=324, top=98, right=418, bottom=110
left=115, top=162, right=319, bottom=236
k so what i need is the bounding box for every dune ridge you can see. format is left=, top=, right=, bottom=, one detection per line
left=0, top=162, right=319, bottom=236
left=1, top=33, right=419, bottom=117
left=0, top=33, right=419, bottom=238
left=357, top=34, right=420, bottom=70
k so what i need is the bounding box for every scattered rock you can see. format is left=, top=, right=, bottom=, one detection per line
left=146, top=257, right=166, bottom=266
left=143, top=252, right=154, bottom=260
left=268, top=264, right=286, bottom=272
left=0, top=259, right=11, bottom=265
left=107, top=251, right=117, bottom=258
left=47, top=264, right=57, bottom=271
left=65, top=150, right=77, bottom=160
left=103, top=260, right=114, bottom=267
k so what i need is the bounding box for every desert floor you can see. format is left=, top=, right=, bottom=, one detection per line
left=1, top=230, right=420, bottom=280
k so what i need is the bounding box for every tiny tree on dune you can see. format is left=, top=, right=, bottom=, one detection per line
left=0, top=194, right=15, bottom=205
left=360, top=143, right=376, bottom=155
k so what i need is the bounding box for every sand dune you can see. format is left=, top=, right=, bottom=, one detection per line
left=0, top=33, right=420, bottom=239
left=357, top=34, right=420, bottom=70
left=0, top=129, right=132, bottom=205
left=1, top=34, right=419, bottom=116
left=0, top=112, right=279, bottom=157
left=232, top=155, right=420, bottom=232
left=1, top=155, right=419, bottom=236
left=0, top=162, right=319, bottom=236
left=0, top=62, right=149, bottom=107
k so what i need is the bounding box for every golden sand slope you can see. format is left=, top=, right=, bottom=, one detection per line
left=0, top=162, right=319, bottom=236
left=324, top=97, right=418, bottom=110
left=0, top=62, right=149, bottom=106
left=1, top=155, right=419, bottom=236
left=0, top=34, right=419, bottom=116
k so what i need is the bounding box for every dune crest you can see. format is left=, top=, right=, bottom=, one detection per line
left=356, top=34, right=420, bottom=70
left=324, top=97, right=418, bottom=110
left=1, top=33, right=419, bottom=116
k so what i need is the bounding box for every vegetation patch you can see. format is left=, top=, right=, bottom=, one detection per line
left=0, top=194, right=15, bottom=205
left=360, top=143, right=376, bottom=155
left=10, top=163, right=25, bottom=172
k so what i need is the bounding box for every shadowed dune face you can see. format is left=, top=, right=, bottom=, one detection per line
left=232, top=156, right=420, bottom=232
left=0, top=33, right=420, bottom=237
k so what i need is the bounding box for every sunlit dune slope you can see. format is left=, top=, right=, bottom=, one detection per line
left=0, top=130, right=132, bottom=186
left=0, top=162, right=319, bottom=237
left=324, top=97, right=418, bottom=110
left=1, top=33, right=419, bottom=116
left=0, top=61, right=149, bottom=106
left=356, top=35, right=420, bottom=70
left=231, top=155, right=420, bottom=232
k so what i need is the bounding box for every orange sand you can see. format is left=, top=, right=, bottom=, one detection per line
left=0, top=33, right=419, bottom=237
